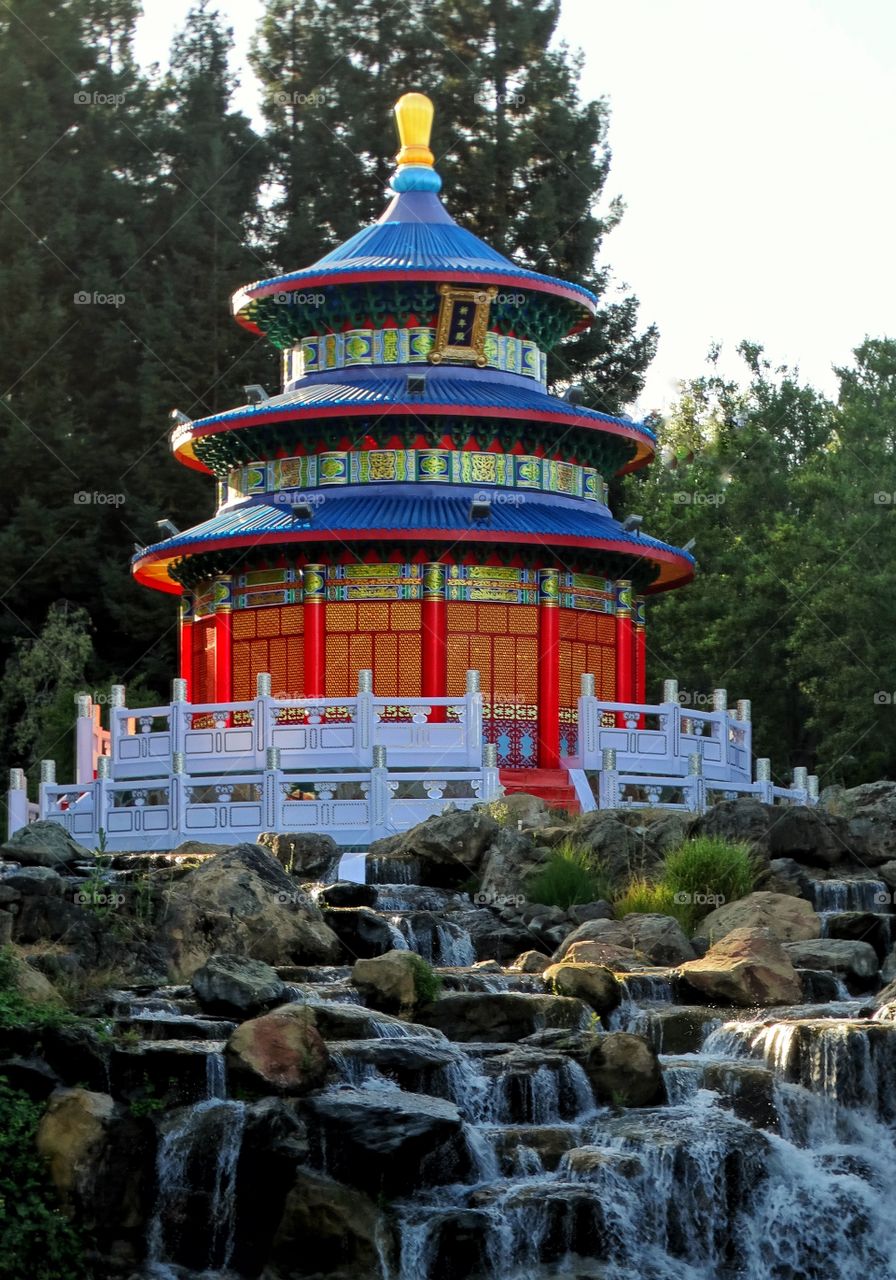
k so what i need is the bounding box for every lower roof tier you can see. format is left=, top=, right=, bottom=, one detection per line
left=171, top=367, right=656, bottom=475
left=132, top=484, right=695, bottom=596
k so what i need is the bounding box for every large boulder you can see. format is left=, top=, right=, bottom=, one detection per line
left=678, top=927, right=803, bottom=1006
left=155, top=843, right=342, bottom=981
left=352, top=950, right=429, bottom=1011
left=266, top=1169, right=392, bottom=1280
left=569, top=810, right=688, bottom=881
left=689, top=799, right=773, bottom=859
left=320, top=906, right=402, bottom=958
left=367, top=808, right=499, bottom=887
left=191, top=953, right=286, bottom=1014
left=302, top=1088, right=467, bottom=1196
left=564, top=940, right=640, bottom=969
left=3, top=866, right=64, bottom=896
left=553, top=914, right=695, bottom=966
left=36, top=1088, right=152, bottom=1256
left=478, top=827, right=550, bottom=900
left=579, top=1031, right=664, bottom=1106
left=542, top=963, right=620, bottom=1014
left=833, top=782, right=896, bottom=863
left=783, top=938, right=879, bottom=981
left=303, top=1000, right=443, bottom=1041
left=226, top=1003, right=329, bottom=1094
left=486, top=792, right=552, bottom=831
left=1, top=820, right=91, bottom=869
left=767, top=806, right=852, bottom=868
left=3, top=945, right=64, bottom=1007
left=416, top=991, right=586, bottom=1042
left=256, top=832, right=341, bottom=882
left=553, top=919, right=633, bottom=961
left=826, top=911, right=892, bottom=962
left=762, top=858, right=815, bottom=899
left=695, top=891, right=821, bottom=944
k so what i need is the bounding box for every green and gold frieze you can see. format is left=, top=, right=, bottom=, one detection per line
left=282, top=326, right=547, bottom=385
left=225, top=449, right=608, bottom=506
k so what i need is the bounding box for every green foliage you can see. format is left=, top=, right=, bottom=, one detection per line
left=407, top=954, right=442, bottom=1005
left=0, top=947, right=74, bottom=1033
left=0, top=1078, right=91, bottom=1279
left=614, top=837, right=759, bottom=932
left=613, top=877, right=678, bottom=920
left=526, top=840, right=612, bottom=910
left=128, top=1073, right=171, bottom=1118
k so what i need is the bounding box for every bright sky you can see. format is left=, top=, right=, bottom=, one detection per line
left=135, top=0, right=896, bottom=414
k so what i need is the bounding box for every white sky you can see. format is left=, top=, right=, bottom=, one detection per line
left=135, top=0, right=896, bottom=414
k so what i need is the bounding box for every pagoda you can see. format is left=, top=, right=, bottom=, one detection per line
left=132, top=93, right=693, bottom=786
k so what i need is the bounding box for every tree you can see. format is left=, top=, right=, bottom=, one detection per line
left=250, top=0, right=656, bottom=411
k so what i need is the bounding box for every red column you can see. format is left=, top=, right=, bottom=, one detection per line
left=634, top=594, right=647, bottom=727
left=179, top=593, right=194, bottom=700
left=615, top=579, right=634, bottom=726
left=213, top=576, right=233, bottom=703
left=303, top=564, right=326, bottom=696
left=422, top=562, right=447, bottom=721
left=537, top=567, right=560, bottom=768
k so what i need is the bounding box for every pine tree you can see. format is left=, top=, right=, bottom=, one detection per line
left=250, top=0, right=656, bottom=412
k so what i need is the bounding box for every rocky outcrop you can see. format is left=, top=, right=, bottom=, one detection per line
left=226, top=1003, right=329, bottom=1094
left=552, top=914, right=695, bottom=966
left=1, top=820, right=91, bottom=868
left=191, top=953, right=287, bottom=1014
left=569, top=809, right=691, bottom=881
left=367, top=808, right=499, bottom=886
left=695, top=891, right=821, bottom=944
left=543, top=962, right=620, bottom=1014
left=256, top=831, right=342, bottom=882
left=579, top=1031, right=664, bottom=1106
left=478, top=827, right=550, bottom=900
left=416, top=991, right=586, bottom=1042
left=352, top=950, right=428, bottom=1011
left=510, top=950, right=551, bottom=973
left=155, top=842, right=342, bottom=980
left=678, top=927, right=803, bottom=1006
left=266, top=1168, right=392, bottom=1280
left=783, top=938, right=879, bottom=980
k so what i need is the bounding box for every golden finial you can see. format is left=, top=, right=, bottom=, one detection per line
left=394, top=92, right=435, bottom=169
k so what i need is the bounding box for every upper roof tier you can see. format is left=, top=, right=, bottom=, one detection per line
left=231, top=93, right=597, bottom=343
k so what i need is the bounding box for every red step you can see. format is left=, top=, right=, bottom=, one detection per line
left=499, top=767, right=581, bottom=815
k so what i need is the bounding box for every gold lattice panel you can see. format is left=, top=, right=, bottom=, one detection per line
left=325, top=634, right=350, bottom=697
left=397, top=633, right=421, bottom=695
left=287, top=636, right=304, bottom=696
left=478, top=604, right=508, bottom=634
left=390, top=601, right=421, bottom=631
left=233, top=613, right=256, bottom=640
left=281, top=604, right=304, bottom=635
left=350, top=633, right=373, bottom=676
left=596, top=614, right=615, bottom=644
left=358, top=602, right=390, bottom=632
left=255, top=607, right=281, bottom=638
left=446, top=635, right=470, bottom=696
left=508, top=606, right=538, bottom=634
left=328, top=603, right=358, bottom=633
left=233, top=641, right=252, bottom=701
left=516, top=637, right=538, bottom=700
left=374, top=633, right=399, bottom=697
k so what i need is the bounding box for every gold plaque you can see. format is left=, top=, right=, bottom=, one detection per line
left=430, top=284, right=497, bottom=367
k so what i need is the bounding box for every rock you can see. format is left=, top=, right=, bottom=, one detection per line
left=567, top=900, right=615, bottom=925
left=569, top=810, right=669, bottom=881
left=1, top=820, right=91, bottom=869
left=256, top=831, right=341, bottom=882
left=537, top=825, right=579, bottom=848
left=826, top=911, right=892, bottom=961
left=543, top=963, right=620, bottom=1014
left=155, top=842, right=342, bottom=981
left=563, top=940, right=638, bottom=969
left=487, top=792, right=551, bottom=831
left=642, top=1006, right=726, bottom=1054
left=763, top=858, right=814, bottom=899
left=316, top=880, right=377, bottom=909
left=352, top=950, right=427, bottom=1011
left=0, top=913, right=12, bottom=946
left=302, top=1087, right=467, bottom=1196
left=191, top=953, right=287, bottom=1014
left=416, top=991, right=587, bottom=1042
left=267, top=1168, right=392, bottom=1280
left=3, top=946, right=64, bottom=1007
left=768, top=806, right=852, bottom=868
left=226, top=1003, right=329, bottom=1094
left=479, top=827, right=547, bottom=901
left=689, top=799, right=773, bottom=859
left=783, top=938, right=880, bottom=980
left=622, top=913, right=697, bottom=965
left=170, top=839, right=232, bottom=857
left=510, top=950, right=551, bottom=973
left=679, top=927, right=803, bottom=1006
left=368, top=808, right=499, bottom=886
left=302, top=1001, right=443, bottom=1042
left=695, top=891, right=821, bottom=944
left=321, top=906, right=402, bottom=958
left=579, top=1031, right=664, bottom=1106
left=0, top=1056, right=61, bottom=1100
left=882, top=946, right=896, bottom=984
left=230, top=1099, right=310, bottom=1276
left=36, top=1087, right=152, bottom=1250
left=441, top=905, right=540, bottom=964
left=3, top=866, right=64, bottom=896
left=553, top=919, right=633, bottom=961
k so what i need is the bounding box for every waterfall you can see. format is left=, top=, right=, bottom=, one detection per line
left=811, top=878, right=889, bottom=912
left=205, top=1050, right=227, bottom=1099
left=146, top=1100, right=246, bottom=1275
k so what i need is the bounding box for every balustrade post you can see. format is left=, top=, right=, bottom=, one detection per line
left=263, top=746, right=280, bottom=830
left=792, top=766, right=809, bottom=807
left=256, top=672, right=273, bottom=766
left=578, top=673, right=597, bottom=768
left=75, top=694, right=95, bottom=785
left=687, top=752, right=706, bottom=814
left=598, top=747, right=619, bottom=809
left=356, top=669, right=374, bottom=766
left=109, top=685, right=126, bottom=763
left=755, top=757, right=774, bottom=804
left=371, top=744, right=389, bottom=839
left=170, top=678, right=188, bottom=767
left=807, top=774, right=819, bottom=807
left=482, top=742, right=501, bottom=802
left=464, top=670, right=483, bottom=766
left=95, top=755, right=111, bottom=848
left=38, top=760, right=56, bottom=827
left=7, top=768, right=29, bottom=837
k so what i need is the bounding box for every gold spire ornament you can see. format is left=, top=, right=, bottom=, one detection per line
left=394, top=92, right=435, bottom=168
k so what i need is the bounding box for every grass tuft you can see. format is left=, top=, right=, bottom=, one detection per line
left=526, top=840, right=612, bottom=910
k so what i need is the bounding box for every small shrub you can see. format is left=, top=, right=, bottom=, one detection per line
left=526, top=841, right=612, bottom=910
left=660, top=836, right=760, bottom=931
left=613, top=877, right=678, bottom=920
left=407, top=954, right=442, bottom=1005
left=0, top=947, right=74, bottom=1032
